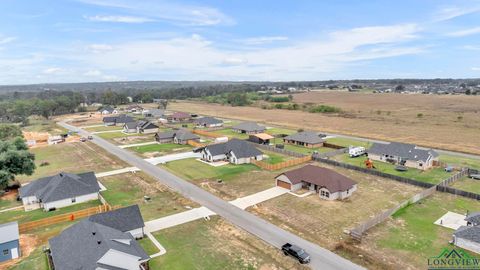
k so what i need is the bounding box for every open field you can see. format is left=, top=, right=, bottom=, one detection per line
left=261, top=150, right=295, bottom=164
left=359, top=193, right=480, bottom=269
left=0, top=199, right=101, bottom=224
left=128, top=143, right=192, bottom=157
left=449, top=176, right=480, bottom=194
left=213, top=128, right=249, bottom=139
left=326, top=137, right=373, bottom=148
left=150, top=217, right=309, bottom=270
left=168, top=92, right=480, bottom=155
left=16, top=142, right=128, bottom=183
left=333, top=153, right=451, bottom=184
left=22, top=117, right=68, bottom=135
left=99, top=172, right=197, bottom=221
left=439, top=154, right=480, bottom=169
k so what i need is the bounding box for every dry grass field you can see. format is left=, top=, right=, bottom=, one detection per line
left=168, top=92, right=480, bottom=155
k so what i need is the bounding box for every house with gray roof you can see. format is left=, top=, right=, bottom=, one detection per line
left=99, top=106, right=118, bottom=115
left=201, top=139, right=263, bottom=165
left=232, top=122, right=266, bottom=134
left=88, top=205, right=145, bottom=239
left=193, top=117, right=224, bottom=128
left=466, top=212, right=480, bottom=227
left=367, top=142, right=439, bottom=170
left=155, top=129, right=200, bottom=145
left=453, top=225, right=480, bottom=254
left=123, top=120, right=159, bottom=134
left=19, top=172, right=101, bottom=211
left=283, top=131, right=325, bottom=148
left=103, top=114, right=135, bottom=126
left=142, top=108, right=164, bottom=119
left=48, top=207, right=150, bottom=270
left=0, top=222, right=20, bottom=262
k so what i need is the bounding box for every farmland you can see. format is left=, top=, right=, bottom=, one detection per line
left=168, top=92, right=480, bottom=155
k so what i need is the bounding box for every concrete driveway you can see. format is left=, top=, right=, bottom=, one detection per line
left=145, top=151, right=202, bottom=165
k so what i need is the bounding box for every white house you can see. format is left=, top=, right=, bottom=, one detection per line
left=99, top=106, right=118, bottom=115
left=201, top=139, right=263, bottom=165
left=367, top=142, right=439, bottom=170
left=19, top=172, right=101, bottom=211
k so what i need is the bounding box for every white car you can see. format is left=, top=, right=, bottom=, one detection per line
left=349, top=146, right=366, bottom=157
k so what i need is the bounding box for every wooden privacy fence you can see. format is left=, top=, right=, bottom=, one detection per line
left=252, top=156, right=312, bottom=171
left=439, top=168, right=469, bottom=186
left=322, top=142, right=345, bottom=149
left=192, top=129, right=223, bottom=138
left=19, top=204, right=116, bottom=233
left=252, top=143, right=307, bottom=158
left=187, top=140, right=205, bottom=148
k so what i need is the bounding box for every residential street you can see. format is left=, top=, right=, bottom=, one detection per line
left=59, top=120, right=365, bottom=270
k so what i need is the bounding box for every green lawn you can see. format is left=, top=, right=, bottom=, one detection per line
left=149, top=217, right=305, bottom=270
left=99, top=172, right=196, bottom=221
left=161, top=158, right=256, bottom=181
left=16, top=142, right=127, bottom=183
left=128, top=143, right=192, bottom=154
left=326, top=137, right=372, bottom=148
left=0, top=200, right=102, bottom=224
left=84, top=125, right=123, bottom=132
left=213, top=129, right=249, bottom=139
left=450, top=176, right=480, bottom=194
left=264, top=127, right=296, bottom=136
left=0, top=194, right=22, bottom=211
left=373, top=193, right=480, bottom=268
left=8, top=247, right=49, bottom=270
left=96, top=131, right=141, bottom=139
left=137, top=237, right=160, bottom=256
left=336, top=154, right=451, bottom=184
left=262, top=151, right=288, bottom=164
left=282, top=144, right=333, bottom=155
left=439, top=154, right=480, bottom=170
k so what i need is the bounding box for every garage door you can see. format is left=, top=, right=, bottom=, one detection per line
left=277, top=180, right=291, bottom=190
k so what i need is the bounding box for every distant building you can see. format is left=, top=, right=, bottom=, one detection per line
left=283, top=131, right=325, bottom=148
left=155, top=129, right=200, bottom=145
left=98, top=106, right=118, bottom=115
left=193, top=117, right=224, bottom=128
left=0, top=222, right=20, bottom=263
left=201, top=139, right=263, bottom=165
left=103, top=114, right=134, bottom=126
left=231, top=122, right=266, bottom=134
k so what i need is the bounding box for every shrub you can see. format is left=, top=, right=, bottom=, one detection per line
left=417, top=113, right=423, bottom=118
left=269, top=96, right=290, bottom=102
left=308, top=105, right=341, bottom=114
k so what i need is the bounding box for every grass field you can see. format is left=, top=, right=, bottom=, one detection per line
left=16, top=142, right=128, bottom=183
left=99, top=172, right=196, bottom=221
left=439, top=154, right=480, bottom=169
left=128, top=143, right=192, bottom=156
left=265, top=127, right=297, bottom=135
left=449, top=176, right=480, bottom=194
left=282, top=144, right=334, bottom=155
left=84, top=125, right=123, bottom=132
left=326, top=137, right=372, bottom=148
left=213, top=128, right=249, bottom=139
left=0, top=199, right=101, bottom=224
left=22, top=117, right=68, bottom=135
left=360, top=193, right=480, bottom=269
left=262, top=150, right=292, bottom=164
left=150, top=217, right=308, bottom=270
left=168, top=94, right=480, bottom=155
left=334, top=154, right=451, bottom=184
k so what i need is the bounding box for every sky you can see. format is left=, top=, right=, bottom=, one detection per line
left=1, top=0, right=480, bottom=84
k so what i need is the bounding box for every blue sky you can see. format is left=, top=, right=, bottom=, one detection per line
left=1, top=0, right=480, bottom=84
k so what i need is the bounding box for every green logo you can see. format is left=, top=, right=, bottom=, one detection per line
left=428, top=248, right=480, bottom=270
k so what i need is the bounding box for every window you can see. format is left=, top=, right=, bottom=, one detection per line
left=3, top=249, right=8, bottom=255
left=71, top=198, right=76, bottom=203
left=320, top=190, right=330, bottom=198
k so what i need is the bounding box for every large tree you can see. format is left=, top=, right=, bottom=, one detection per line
left=0, top=137, right=35, bottom=189
left=0, top=124, right=22, bottom=140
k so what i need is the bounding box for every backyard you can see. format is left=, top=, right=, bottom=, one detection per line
left=449, top=176, right=480, bottom=194
left=127, top=143, right=192, bottom=157
left=359, top=193, right=480, bottom=269
left=149, top=217, right=308, bottom=270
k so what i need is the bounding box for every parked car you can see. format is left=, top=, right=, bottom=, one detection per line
left=87, top=135, right=93, bottom=140
left=282, top=243, right=310, bottom=264
left=80, top=137, right=87, bottom=142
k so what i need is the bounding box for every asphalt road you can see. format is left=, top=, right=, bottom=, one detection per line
left=59, top=121, right=365, bottom=270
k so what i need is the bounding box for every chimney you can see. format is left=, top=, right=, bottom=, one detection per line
left=92, top=232, right=96, bottom=236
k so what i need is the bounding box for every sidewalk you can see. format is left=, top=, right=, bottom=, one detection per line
left=119, top=141, right=159, bottom=149
left=95, top=167, right=140, bottom=178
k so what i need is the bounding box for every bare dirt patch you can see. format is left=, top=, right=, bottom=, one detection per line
left=169, top=93, right=480, bottom=154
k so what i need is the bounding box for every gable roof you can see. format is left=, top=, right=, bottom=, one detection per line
left=124, top=122, right=137, bottom=129
left=49, top=219, right=149, bottom=270
left=145, top=109, right=164, bottom=116
left=155, top=129, right=199, bottom=141
left=284, top=131, right=325, bottom=144
left=278, top=165, right=357, bottom=193
left=466, top=212, right=480, bottom=225
left=232, top=122, right=266, bottom=132
left=0, top=221, right=19, bottom=244
left=100, top=106, right=115, bottom=113
left=19, top=172, right=100, bottom=203
left=88, top=205, right=144, bottom=233
left=103, top=114, right=134, bottom=124
left=367, top=142, right=439, bottom=162
left=454, top=226, right=480, bottom=243
left=194, top=117, right=223, bottom=125
left=205, top=139, right=263, bottom=158
left=136, top=120, right=158, bottom=130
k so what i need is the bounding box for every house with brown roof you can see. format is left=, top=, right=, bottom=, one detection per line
left=275, top=165, right=357, bottom=200
left=248, top=133, right=274, bottom=145
left=283, top=131, right=325, bottom=148
left=169, top=112, right=191, bottom=122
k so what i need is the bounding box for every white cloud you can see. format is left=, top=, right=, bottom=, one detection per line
left=83, top=69, right=102, bottom=76
left=83, top=69, right=119, bottom=80
left=78, top=0, right=234, bottom=26
left=433, top=6, right=480, bottom=22
left=85, top=15, right=154, bottom=23
left=86, top=44, right=114, bottom=53
left=472, top=67, right=480, bottom=71
left=222, top=57, right=248, bottom=66
left=463, top=45, right=480, bottom=50
left=447, top=27, right=480, bottom=37
left=42, top=67, right=63, bottom=74
left=0, top=36, right=16, bottom=45
left=240, top=36, right=288, bottom=45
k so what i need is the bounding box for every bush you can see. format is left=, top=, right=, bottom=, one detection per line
left=417, top=113, right=423, bottom=118
left=308, top=105, right=342, bottom=114
left=269, top=96, right=290, bottom=102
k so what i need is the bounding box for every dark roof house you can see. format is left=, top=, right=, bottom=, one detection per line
left=466, top=212, right=480, bottom=226
left=232, top=122, right=266, bottom=134
left=171, top=112, right=191, bottom=121
left=194, top=117, right=223, bottom=127
left=103, top=114, right=134, bottom=125
left=155, top=129, right=199, bottom=144
left=202, top=139, right=263, bottom=164
left=284, top=131, right=325, bottom=146
left=88, top=205, right=145, bottom=234
left=368, top=142, right=439, bottom=163
left=19, top=172, right=100, bottom=204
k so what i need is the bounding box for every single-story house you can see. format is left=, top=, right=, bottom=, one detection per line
left=466, top=212, right=480, bottom=226
left=248, top=133, right=274, bottom=145
left=155, top=129, right=200, bottom=145
left=142, top=108, right=164, bottom=118
left=123, top=121, right=159, bottom=134
left=103, top=114, right=135, bottom=126
left=453, top=225, right=480, bottom=254
left=275, top=165, right=357, bottom=200
left=99, top=106, right=118, bottom=115
left=367, top=142, right=439, bottom=170
left=87, top=205, right=145, bottom=239
left=193, top=117, right=224, bottom=128
left=48, top=210, right=150, bottom=270
left=283, top=131, right=325, bottom=148
left=19, top=172, right=101, bottom=211
left=201, top=138, right=263, bottom=165
left=0, top=222, right=20, bottom=263
left=170, top=112, right=191, bottom=122
left=232, top=122, right=266, bottom=134
left=126, top=105, right=144, bottom=114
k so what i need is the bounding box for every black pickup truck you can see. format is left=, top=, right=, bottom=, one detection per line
left=282, top=243, right=311, bottom=264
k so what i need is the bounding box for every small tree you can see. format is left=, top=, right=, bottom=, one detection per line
left=0, top=138, right=35, bottom=189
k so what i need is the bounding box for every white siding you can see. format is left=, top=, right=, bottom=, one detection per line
left=275, top=175, right=302, bottom=191
left=42, top=192, right=99, bottom=211
left=454, top=237, right=480, bottom=254
left=127, top=228, right=144, bottom=239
